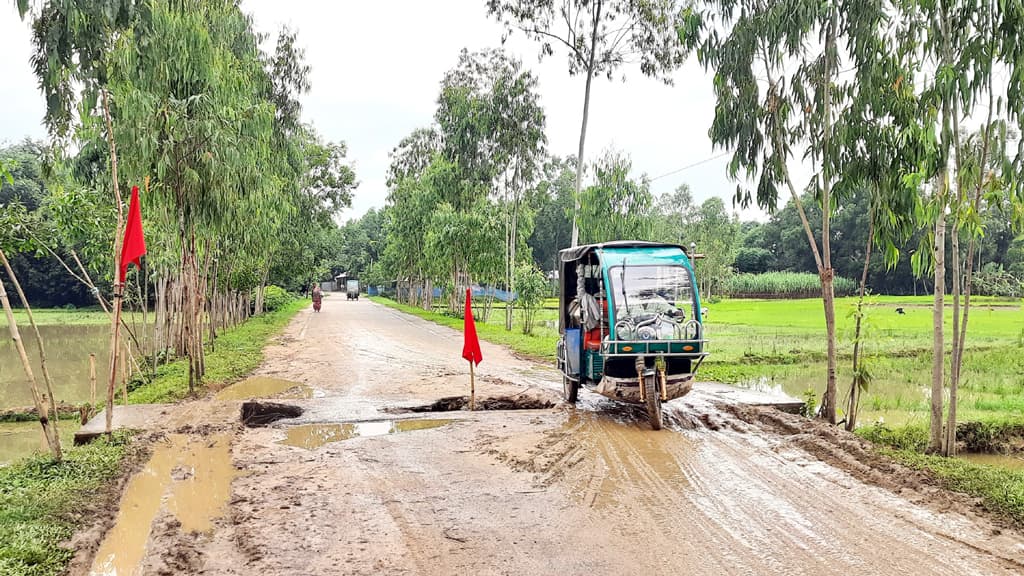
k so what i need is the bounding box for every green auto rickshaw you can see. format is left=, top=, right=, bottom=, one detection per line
left=556, top=241, right=708, bottom=429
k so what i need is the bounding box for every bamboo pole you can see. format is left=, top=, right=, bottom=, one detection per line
left=0, top=249, right=62, bottom=459
left=0, top=273, right=62, bottom=459
left=90, top=353, right=97, bottom=408
left=469, top=361, right=476, bottom=412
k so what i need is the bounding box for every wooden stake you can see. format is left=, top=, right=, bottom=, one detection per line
left=469, top=361, right=476, bottom=411
left=89, top=353, right=97, bottom=410
left=120, top=349, right=128, bottom=405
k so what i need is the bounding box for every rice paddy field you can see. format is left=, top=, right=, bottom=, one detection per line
left=379, top=295, right=1024, bottom=428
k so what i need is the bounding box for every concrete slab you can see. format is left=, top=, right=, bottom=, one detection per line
left=74, top=404, right=176, bottom=445
left=693, top=381, right=805, bottom=414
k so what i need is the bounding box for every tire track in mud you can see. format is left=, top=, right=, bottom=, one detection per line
left=484, top=400, right=1024, bottom=575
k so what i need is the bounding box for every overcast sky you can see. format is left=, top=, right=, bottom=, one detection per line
left=0, top=1, right=776, bottom=222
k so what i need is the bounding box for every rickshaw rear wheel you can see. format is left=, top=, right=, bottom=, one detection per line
left=644, top=374, right=662, bottom=430
left=563, top=374, right=579, bottom=403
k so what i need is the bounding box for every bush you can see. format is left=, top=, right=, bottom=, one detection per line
left=515, top=264, right=548, bottom=335
left=724, top=272, right=856, bottom=298
left=971, top=264, right=1023, bottom=298
left=733, top=247, right=774, bottom=274
left=262, top=285, right=293, bottom=311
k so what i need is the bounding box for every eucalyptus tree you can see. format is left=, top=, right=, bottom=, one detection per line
left=468, top=49, right=547, bottom=329
left=109, top=0, right=275, bottom=391
left=577, top=149, right=654, bottom=244
left=486, top=0, right=695, bottom=247
left=527, top=156, right=576, bottom=272
left=653, top=183, right=696, bottom=245
left=898, top=0, right=1019, bottom=453
left=695, top=0, right=911, bottom=423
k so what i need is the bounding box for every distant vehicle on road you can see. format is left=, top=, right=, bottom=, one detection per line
left=346, top=279, right=360, bottom=300
left=556, top=241, right=708, bottom=430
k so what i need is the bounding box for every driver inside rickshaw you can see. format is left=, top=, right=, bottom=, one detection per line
left=626, top=288, right=685, bottom=319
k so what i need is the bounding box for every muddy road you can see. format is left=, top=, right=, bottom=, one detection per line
left=83, top=296, right=1024, bottom=575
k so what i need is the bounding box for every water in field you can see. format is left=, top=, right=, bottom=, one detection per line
left=0, top=325, right=111, bottom=411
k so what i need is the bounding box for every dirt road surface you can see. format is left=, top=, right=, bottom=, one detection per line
left=82, top=296, right=1024, bottom=576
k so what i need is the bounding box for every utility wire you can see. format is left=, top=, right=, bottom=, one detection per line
left=649, top=151, right=732, bottom=181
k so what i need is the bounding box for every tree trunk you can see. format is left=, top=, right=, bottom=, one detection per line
left=846, top=205, right=875, bottom=432
left=817, top=6, right=838, bottom=425
left=0, top=250, right=62, bottom=459
left=929, top=205, right=946, bottom=453
left=570, top=0, right=603, bottom=248
left=101, top=88, right=126, bottom=437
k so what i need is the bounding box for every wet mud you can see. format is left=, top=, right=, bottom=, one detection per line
left=396, top=395, right=555, bottom=413
left=240, top=402, right=303, bottom=427
left=88, top=434, right=236, bottom=576
left=279, top=419, right=453, bottom=450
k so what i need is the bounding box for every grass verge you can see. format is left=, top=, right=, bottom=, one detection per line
left=858, top=421, right=1024, bottom=526
left=0, top=432, right=134, bottom=576
left=370, top=297, right=556, bottom=360
left=128, top=299, right=309, bottom=404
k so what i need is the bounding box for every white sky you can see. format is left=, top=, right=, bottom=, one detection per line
left=0, top=1, right=777, bottom=222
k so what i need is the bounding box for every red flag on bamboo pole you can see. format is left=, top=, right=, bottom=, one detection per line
left=119, top=186, right=146, bottom=283
left=462, top=288, right=482, bottom=365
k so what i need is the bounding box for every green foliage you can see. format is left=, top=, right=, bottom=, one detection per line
left=724, top=272, right=856, bottom=298
left=971, top=264, right=1023, bottom=298
left=799, top=388, right=818, bottom=418
left=578, top=149, right=653, bottom=244
left=129, top=299, right=307, bottom=403
left=515, top=264, right=548, bottom=334
left=261, top=285, right=293, bottom=311
left=0, top=432, right=132, bottom=576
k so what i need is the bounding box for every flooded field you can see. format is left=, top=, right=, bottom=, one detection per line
left=0, top=324, right=110, bottom=410
left=0, top=421, right=77, bottom=465
left=961, top=452, right=1024, bottom=470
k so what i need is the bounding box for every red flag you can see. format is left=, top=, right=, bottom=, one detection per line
left=119, top=186, right=147, bottom=283
left=462, top=288, right=483, bottom=365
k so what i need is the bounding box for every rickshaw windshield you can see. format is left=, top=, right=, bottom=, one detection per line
left=608, top=265, right=695, bottom=321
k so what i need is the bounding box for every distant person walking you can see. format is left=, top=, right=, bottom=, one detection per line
left=312, top=284, right=323, bottom=313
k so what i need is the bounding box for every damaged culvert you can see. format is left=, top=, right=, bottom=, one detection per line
left=396, top=395, right=555, bottom=413
left=241, top=401, right=303, bottom=427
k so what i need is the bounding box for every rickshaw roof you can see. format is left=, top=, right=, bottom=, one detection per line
left=558, top=241, right=691, bottom=268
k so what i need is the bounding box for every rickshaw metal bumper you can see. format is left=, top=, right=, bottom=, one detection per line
left=594, top=372, right=695, bottom=404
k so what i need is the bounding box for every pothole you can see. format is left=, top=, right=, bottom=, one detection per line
left=391, top=395, right=556, bottom=413
left=216, top=376, right=312, bottom=401
left=241, top=401, right=303, bottom=427
left=279, top=419, right=454, bottom=450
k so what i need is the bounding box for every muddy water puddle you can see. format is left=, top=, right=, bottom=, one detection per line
left=280, top=419, right=453, bottom=450
left=89, top=434, right=236, bottom=576
left=215, top=376, right=311, bottom=401
left=960, top=452, right=1024, bottom=470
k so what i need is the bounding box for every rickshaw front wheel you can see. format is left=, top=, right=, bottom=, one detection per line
left=644, top=374, right=662, bottom=430
left=563, top=374, right=579, bottom=404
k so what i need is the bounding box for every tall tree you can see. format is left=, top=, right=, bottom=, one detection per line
left=487, top=0, right=695, bottom=247
left=696, top=0, right=910, bottom=423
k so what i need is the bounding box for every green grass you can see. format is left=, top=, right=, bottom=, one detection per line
left=898, top=452, right=1024, bottom=525
left=2, top=308, right=111, bottom=327
left=373, top=294, right=1023, bottom=426
left=371, top=297, right=557, bottom=360
left=0, top=432, right=133, bottom=576
left=128, top=299, right=309, bottom=404
left=868, top=444, right=1024, bottom=526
